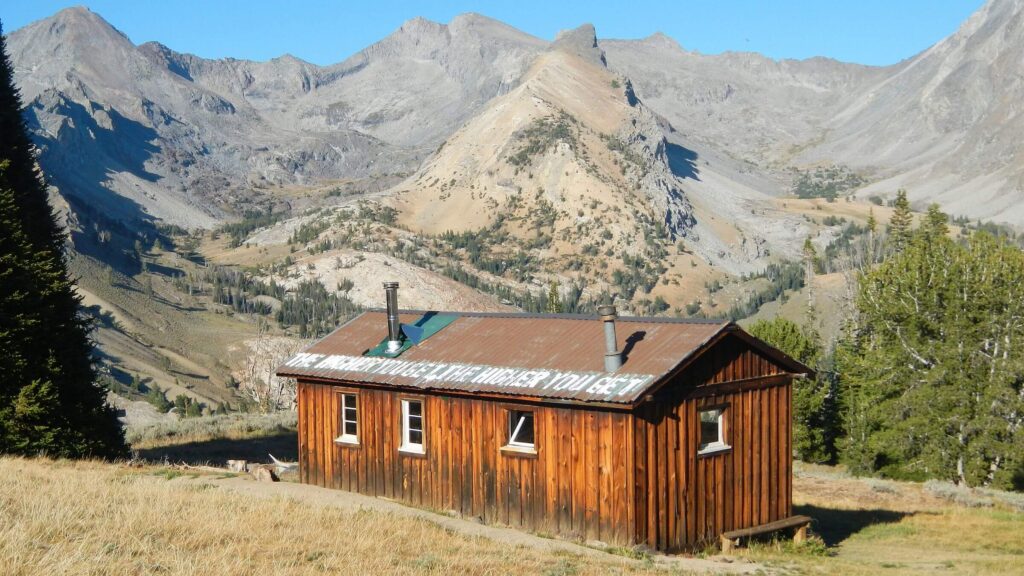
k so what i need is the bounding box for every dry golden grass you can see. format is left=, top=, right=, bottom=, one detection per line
left=740, top=463, right=1024, bottom=575
left=126, top=412, right=298, bottom=450
left=5, top=453, right=1022, bottom=575
left=0, top=457, right=670, bottom=576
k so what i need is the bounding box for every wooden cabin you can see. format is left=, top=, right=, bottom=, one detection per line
left=277, top=284, right=811, bottom=552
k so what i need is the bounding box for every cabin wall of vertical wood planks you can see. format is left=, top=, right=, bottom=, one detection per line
left=295, top=334, right=793, bottom=551
left=296, top=381, right=635, bottom=545
left=632, top=334, right=793, bottom=551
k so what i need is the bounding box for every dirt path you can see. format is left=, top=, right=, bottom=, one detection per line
left=188, top=474, right=762, bottom=574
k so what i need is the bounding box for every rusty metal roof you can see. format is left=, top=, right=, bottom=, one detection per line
left=277, top=310, right=749, bottom=405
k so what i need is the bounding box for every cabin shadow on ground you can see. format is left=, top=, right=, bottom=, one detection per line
left=136, top=431, right=298, bottom=467
left=795, top=503, right=913, bottom=546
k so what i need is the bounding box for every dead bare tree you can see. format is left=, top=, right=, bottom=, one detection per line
left=241, top=318, right=307, bottom=412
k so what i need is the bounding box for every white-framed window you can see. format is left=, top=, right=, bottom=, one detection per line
left=400, top=398, right=425, bottom=454
left=336, top=393, right=358, bottom=445
left=698, top=406, right=729, bottom=454
left=506, top=409, right=535, bottom=450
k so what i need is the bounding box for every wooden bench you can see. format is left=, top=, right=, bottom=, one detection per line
left=720, top=515, right=812, bottom=553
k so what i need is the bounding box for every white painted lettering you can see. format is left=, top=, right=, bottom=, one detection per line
left=284, top=354, right=657, bottom=399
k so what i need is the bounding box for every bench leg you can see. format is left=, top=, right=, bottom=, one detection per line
left=720, top=535, right=736, bottom=554
left=793, top=524, right=808, bottom=544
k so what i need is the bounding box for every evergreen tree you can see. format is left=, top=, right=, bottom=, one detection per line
left=145, top=384, right=172, bottom=413
left=749, top=317, right=820, bottom=366
left=802, top=237, right=818, bottom=318
left=923, top=203, right=948, bottom=239
left=0, top=23, right=125, bottom=458
left=545, top=280, right=563, bottom=313
left=837, top=216, right=1024, bottom=488
left=866, top=207, right=878, bottom=263
left=888, top=189, right=913, bottom=252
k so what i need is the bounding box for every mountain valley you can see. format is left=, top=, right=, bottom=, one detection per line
left=7, top=1, right=1024, bottom=415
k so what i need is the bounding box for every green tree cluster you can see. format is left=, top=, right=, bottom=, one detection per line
left=0, top=23, right=125, bottom=458
left=838, top=207, right=1024, bottom=488
left=145, top=384, right=173, bottom=413
left=173, top=395, right=204, bottom=418
left=790, top=164, right=866, bottom=201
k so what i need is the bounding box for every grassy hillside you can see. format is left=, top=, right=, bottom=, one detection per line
left=777, top=464, right=1024, bottom=575
left=4, top=407, right=1022, bottom=576
left=127, top=412, right=300, bottom=466
left=71, top=246, right=260, bottom=413
left=0, top=457, right=664, bottom=576
left=3, top=454, right=1022, bottom=575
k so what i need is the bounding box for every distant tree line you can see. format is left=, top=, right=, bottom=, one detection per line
left=217, top=209, right=285, bottom=248
left=791, top=164, right=866, bottom=201
left=440, top=227, right=539, bottom=283
left=726, top=261, right=806, bottom=320
left=176, top=266, right=361, bottom=339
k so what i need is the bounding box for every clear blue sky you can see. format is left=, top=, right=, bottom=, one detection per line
left=3, top=1, right=985, bottom=67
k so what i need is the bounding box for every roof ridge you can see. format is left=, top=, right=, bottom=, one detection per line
left=363, top=308, right=730, bottom=325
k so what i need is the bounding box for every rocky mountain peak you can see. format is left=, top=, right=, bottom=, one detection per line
left=640, top=31, right=682, bottom=51
left=395, top=15, right=448, bottom=37
left=449, top=12, right=508, bottom=30
left=25, top=6, right=132, bottom=48
left=10, top=0, right=1024, bottom=243
left=553, top=23, right=606, bottom=67
left=8, top=8, right=155, bottom=105
left=448, top=12, right=547, bottom=46
left=138, top=46, right=194, bottom=88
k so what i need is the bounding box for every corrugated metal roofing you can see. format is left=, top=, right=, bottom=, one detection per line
left=278, top=309, right=736, bottom=404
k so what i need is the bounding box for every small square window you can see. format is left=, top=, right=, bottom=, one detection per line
left=506, top=410, right=535, bottom=449
left=336, top=393, right=358, bottom=445
left=698, top=407, right=729, bottom=454
left=400, top=399, right=424, bottom=454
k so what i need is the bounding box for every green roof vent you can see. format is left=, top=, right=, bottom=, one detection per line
left=366, top=282, right=458, bottom=358
left=365, top=311, right=458, bottom=358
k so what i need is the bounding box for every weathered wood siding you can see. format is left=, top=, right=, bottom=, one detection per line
left=632, top=334, right=793, bottom=550
left=297, top=381, right=634, bottom=544
left=296, top=333, right=794, bottom=551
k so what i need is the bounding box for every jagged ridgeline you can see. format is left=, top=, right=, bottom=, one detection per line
left=7, top=6, right=833, bottom=334
left=11, top=3, right=1024, bottom=431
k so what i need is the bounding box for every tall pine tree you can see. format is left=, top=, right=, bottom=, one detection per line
left=545, top=280, right=563, bottom=313
left=888, top=189, right=913, bottom=252
left=0, top=21, right=125, bottom=458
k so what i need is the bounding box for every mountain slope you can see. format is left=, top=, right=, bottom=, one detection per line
left=14, top=2, right=1024, bottom=233
left=799, top=0, right=1024, bottom=223
left=603, top=34, right=884, bottom=168
left=11, top=3, right=1024, bottom=412
left=605, top=0, right=1024, bottom=226
left=388, top=25, right=807, bottom=274
left=144, top=13, right=546, bottom=149
left=7, top=8, right=545, bottom=229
